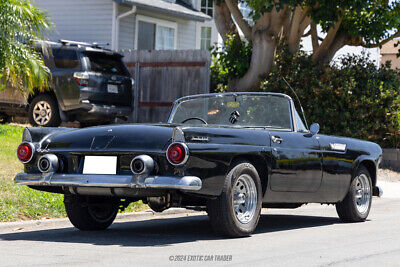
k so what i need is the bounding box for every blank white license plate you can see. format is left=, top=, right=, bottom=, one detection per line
left=107, top=84, right=118, bottom=93
left=83, top=156, right=117, bottom=174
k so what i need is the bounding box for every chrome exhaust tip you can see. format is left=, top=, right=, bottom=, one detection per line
left=38, top=154, right=59, bottom=173
left=130, top=155, right=154, bottom=175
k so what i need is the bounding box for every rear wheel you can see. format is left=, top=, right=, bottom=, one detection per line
left=207, top=161, right=262, bottom=237
left=336, top=166, right=372, bottom=222
left=64, top=194, right=119, bottom=231
left=28, top=94, right=61, bottom=127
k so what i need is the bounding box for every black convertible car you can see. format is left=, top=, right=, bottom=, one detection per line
left=14, top=92, right=382, bottom=237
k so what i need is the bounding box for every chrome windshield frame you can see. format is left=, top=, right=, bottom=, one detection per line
left=167, top=92, right=294, bottom=131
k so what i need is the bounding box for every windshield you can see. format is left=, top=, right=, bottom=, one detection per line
left=84, top=52, right=129, bottom=75
left=169, top=94, right=292, bottom=128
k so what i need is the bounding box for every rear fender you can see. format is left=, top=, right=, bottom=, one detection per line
left=22, top=127, right=74, bottom=143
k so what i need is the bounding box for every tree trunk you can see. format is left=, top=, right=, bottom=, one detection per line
left=227, top=33, right=276, bottom=92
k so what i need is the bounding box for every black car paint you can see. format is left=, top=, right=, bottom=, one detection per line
left=23, top=130, right=381, bottom=205
left=20, top=92, right=382, bottom=206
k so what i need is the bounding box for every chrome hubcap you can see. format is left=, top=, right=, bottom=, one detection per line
left=233, top=174, right=257, bottom=224
left=354, top=174, right=371, bottom=214
left=33, top=101, right=52, bottom=126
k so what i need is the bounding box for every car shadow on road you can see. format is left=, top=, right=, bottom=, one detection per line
left=0, top=214, right=341, bottom=246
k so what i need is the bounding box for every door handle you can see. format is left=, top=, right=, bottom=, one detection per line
left=271, top=136, right=283, bottom=144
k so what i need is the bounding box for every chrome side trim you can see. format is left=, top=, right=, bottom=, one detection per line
left=330, top=143, right=347, bottom=152
left=14, top=173, right=202, bottom=191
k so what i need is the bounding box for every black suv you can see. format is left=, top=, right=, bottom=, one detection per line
left=0, top=40, right=133, bottom=127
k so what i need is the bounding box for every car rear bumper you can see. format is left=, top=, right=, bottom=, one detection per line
left=14, top=173, right=202, bottom=191
left=82, top=103, right=131, bottom=117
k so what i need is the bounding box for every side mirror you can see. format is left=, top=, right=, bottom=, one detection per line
left=310, top=123, right=320, bottom=135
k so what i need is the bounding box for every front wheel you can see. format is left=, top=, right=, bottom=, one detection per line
left=207, top=161, right=262, bottom=237
left=64, top=195, right=119, bottom=231
left=336, top=166, right=372, bottom=222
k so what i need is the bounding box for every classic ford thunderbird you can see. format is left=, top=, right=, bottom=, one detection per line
left=14, top=93, right=382, bottom=237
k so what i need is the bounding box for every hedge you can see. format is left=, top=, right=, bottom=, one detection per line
left=211, top=46, right=400, bottom=148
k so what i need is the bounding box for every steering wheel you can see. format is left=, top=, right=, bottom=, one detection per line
left=181, top=117, right=208, bottom=124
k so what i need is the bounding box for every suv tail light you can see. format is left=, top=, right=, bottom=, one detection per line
left=17, top=142, right=35, bottom=163
left=73, top=72, right=89, bottom=86
left=166, top=143, right=189, bottom=166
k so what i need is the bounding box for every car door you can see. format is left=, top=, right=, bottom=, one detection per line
left=267, top=102, right=323, bottom=193
left=268, top=130, right=323, bottom=192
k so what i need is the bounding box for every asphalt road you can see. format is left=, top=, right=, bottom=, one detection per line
left=0, top=185, right=400, bottom=266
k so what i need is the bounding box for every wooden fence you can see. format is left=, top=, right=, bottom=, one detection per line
left=122, top=50, right=211, bottom=123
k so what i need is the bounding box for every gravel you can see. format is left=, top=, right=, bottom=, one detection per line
left=378, top=168, right=400, bottom=183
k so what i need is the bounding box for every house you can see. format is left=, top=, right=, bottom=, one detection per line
left=380, top=39, right=400, bottom=69
left=33, top=0, right=220, bottom=51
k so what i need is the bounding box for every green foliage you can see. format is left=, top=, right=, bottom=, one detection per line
left=242, top=0, right=400, bottom=47
left=0, top=0, right=51, bottom=93
left=260, top=48, right=400, bottom=148
left=210, top=35, right=252, bottom=92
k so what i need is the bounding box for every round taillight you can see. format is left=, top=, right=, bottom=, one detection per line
left=166, top=143, right=188, bottom=166
left=17, top=142, right=35, bottom=163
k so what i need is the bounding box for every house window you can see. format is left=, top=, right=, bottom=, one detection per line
left=137, top=19, right=176, bottom=50
left=201, top=0, right=213, bottom=17
left=156, top=25, right=175, bottom=50
left=200, top=26, right=212, bottom=50
left=138, top=21, right=156, bottom=50
left=238, top=2, right=254, bottom=26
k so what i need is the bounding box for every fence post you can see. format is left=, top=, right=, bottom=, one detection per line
left=204, top=59, right=210, bottom=93
left=133, top=60, right=140, bottom=122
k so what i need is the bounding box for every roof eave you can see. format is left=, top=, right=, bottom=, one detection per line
left=115, top=0, right=211, bottom=22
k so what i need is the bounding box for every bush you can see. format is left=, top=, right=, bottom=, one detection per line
left=210, top=35, right=252, bottom=92
left=210, top=40, right=400, bottom=148
left=261, top=49, right=400, bottom=148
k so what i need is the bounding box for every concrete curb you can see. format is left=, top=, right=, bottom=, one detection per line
left=0, top=208, right=202, bottom=232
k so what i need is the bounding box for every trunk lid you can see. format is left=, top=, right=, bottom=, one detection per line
left=43, top=124, right=175, bottom=152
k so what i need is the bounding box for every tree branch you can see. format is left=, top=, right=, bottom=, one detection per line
left=303, top=29, right=311, bottom=37
left=359, top=30, right=400, bottom=48
left=310, top=22, right=319, bottom=51
left=312, top=17, right=343, bottom=61
left=213, top=1, right=239, bottom=43
left=287, top=6, right=302, bottom=50
left=225, top=0, right=252, bottom=40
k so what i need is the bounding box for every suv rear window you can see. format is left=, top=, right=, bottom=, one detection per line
left=84, top=52, right=129, bottom=76
left=52, top=48, right=80, bottom=69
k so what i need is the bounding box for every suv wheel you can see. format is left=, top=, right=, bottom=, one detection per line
left=28, top=94, right=61, bottom=127
left=0, top=112, right=9, bottom=124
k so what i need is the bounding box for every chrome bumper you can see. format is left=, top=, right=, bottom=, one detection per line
left=14, top=173, right=202, bottom=191
left=373, top=185, right=383, bottom=197
left=84, top=103, right=131, bottom=116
